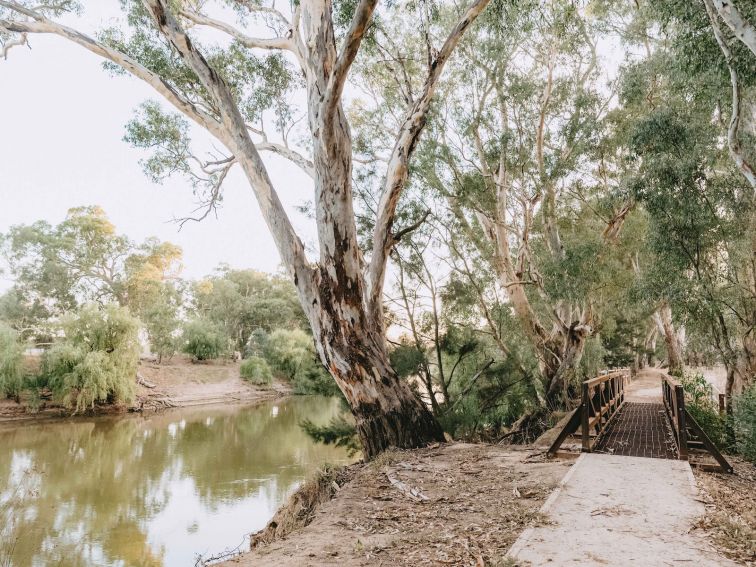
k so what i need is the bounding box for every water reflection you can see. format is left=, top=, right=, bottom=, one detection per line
left=0, top=396, right=352, bottom=567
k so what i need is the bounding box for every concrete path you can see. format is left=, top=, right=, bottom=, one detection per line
left=507, top=453, right=735, bottom=566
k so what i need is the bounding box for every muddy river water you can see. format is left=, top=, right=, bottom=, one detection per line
left=0, top=396, right=352, bottom=566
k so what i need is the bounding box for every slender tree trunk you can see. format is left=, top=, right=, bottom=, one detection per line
left=655, top=303, right=684, bottom=375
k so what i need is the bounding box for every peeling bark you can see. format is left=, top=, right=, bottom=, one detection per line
left=704, top=0, right=756, bottom=191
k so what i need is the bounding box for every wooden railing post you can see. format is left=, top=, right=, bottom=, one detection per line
left=675, top=384, right=689, bottom=461
left=581, top=381, right=590, bottom=452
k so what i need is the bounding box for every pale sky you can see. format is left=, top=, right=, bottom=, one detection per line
left=0, top=2, right=315, bottom=291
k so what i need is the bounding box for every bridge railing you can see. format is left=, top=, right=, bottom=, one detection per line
left=546, top=368, right=629, bottom=457
left=662, top=374, right=733, bottom=472
left=581, top=369, right=628, bottom=452
left=662, top=375, right=688, bottom=460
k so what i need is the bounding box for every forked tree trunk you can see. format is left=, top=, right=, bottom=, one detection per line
left=543, top=323, right=591, bottom=405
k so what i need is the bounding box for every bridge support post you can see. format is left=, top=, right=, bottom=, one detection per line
left=581, top=381, right=590, bottom=452
left=674, top=384, right=689, bottom=461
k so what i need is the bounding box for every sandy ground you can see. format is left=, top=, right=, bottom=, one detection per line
left=508, top=453, right=736, bottom=566
left=625, top=368, right=665, bottom=402
left=0, top=355, right=289, bottom=423
left=222, top=443, right=571, bottom=567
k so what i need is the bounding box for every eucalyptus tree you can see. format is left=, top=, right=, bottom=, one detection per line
left=1, top=206, right=183, bottom=318
left=619, top=0, right=756, bottom=398
left=408, top=3, right=632, bottom=412
left=0, top=0, right=492, bottom=455
left=192, top=267, right=306, bottom=351
left=708, top=0, right=756, bottom=57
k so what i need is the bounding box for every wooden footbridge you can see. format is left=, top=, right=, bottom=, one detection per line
left=547, top=369, right=732, bottom=473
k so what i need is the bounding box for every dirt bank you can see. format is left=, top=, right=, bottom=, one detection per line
left=220, top=443, right=571, bottom=567
left=0, top=355, right=290, bottom=424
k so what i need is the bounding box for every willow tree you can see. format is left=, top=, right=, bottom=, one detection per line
left=0, top=0, right=492, bottom=456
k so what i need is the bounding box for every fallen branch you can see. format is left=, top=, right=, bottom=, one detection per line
left=136, top=373, right=157, bottom=389
left=385, top=471, right=429, bottom=502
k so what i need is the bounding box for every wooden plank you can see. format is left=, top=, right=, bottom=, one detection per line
left=547, top=407, right=582, bottom=457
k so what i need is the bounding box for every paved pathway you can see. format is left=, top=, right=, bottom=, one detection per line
left=507, top=453, right=735, bottom=566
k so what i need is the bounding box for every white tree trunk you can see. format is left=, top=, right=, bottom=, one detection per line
left=711, top=0, right=756, bottom=57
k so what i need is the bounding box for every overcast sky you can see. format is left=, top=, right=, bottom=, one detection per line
left=0, top=2, right=315, bottom=291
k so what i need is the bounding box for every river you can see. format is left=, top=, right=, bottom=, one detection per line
left=0, top=396, right=353, bottom=567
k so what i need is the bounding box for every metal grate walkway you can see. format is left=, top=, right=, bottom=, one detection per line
left=593, top=402, right=677, bottom=459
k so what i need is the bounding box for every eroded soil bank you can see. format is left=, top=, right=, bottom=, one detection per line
left=221, top=443, right=572, bottom=567
left=0, top=355, right=289, bottom=424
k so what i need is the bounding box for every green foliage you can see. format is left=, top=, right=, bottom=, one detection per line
left=192, top=267, right=307, bottom=351
left=0, top=322, right=24, bottom=400
left=733, top=385, right=756, bottom=463
left=300, top=416, right=360, bottom=456
left=239, top=356, right=273, bottom=386
left=263, top=329, right=339, bottom=396
left=681, top=372, right=727, bottom=449
left=1, top=207, right=182, bottom=341
left=390, top=343, right=426, bottom=379
left=181, top=318, right=227, bottom=361
left=43, top=304, right=140, bottom=413
left=141, top=283, right=182, bottom=363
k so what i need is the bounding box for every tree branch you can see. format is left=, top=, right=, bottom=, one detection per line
left=392, top=209, right=431, bottom=243
left=705, top=0, right=756, bottom=190
left=323, top=0, right=378, bottom=122
left=0, top=1, right=218, bottom=134
left=366, top=0, right=492, bottom=321
left=140, top=0, right=313, bottom=287
left=256, top=142, right=315, bottom=178
left=711, top=0, right=756, bottom=57
left=179, top=8, right=295, bottom=53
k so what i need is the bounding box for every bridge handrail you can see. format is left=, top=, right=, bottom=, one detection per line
left=662, top=375, right=688, bottom=460
left=581, top=368, right=629, bottom=453
left=661, top=373, right=733, bottom=472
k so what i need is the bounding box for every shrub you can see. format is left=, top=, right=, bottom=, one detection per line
left=263, top=329, right=339, bottom=396
left=142, top=292, right=180, bottom=363
left=240, top=356, right=273, bottom=386
left=0, top=322, right=24, bottom=401
left=681, top=372, right=726, bottom=448
left=43, top=304, right=140, bottom=413
left=181, top=318, right=227, bottom=361
left=733, top=384, right=756, bottom=463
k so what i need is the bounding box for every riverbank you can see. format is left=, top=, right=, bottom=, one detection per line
left=220, top=443, right=571, bottom=567
left=218, top=443, right=756, bottom=567
left=0, top=355, right=290, bottom=424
